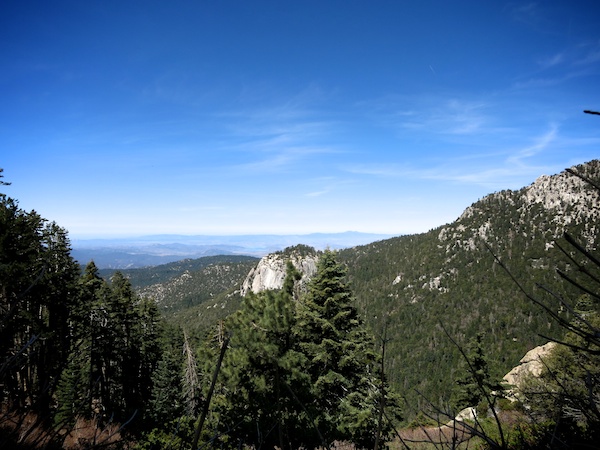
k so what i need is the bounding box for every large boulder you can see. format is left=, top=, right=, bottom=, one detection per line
left=241, top=247, right=319, bottom=296
left=502, top=341, right=557, bottom=399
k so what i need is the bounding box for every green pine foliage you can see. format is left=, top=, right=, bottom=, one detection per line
left=0, top=186, right=176, bottom=445
left=100, top=254, right=258, bottom=292
left=295, top=250, right=393, bottom=448
left=209, top=263, right=313, bottom=449
left=337, top=160, right=600, bottom=411
left=109, top=255, right=259, bottom=334
left=0, top=193, right=82, bottom=417
left=54, top=350, right=90, bottom=427
left=451, top=333, right=505, bottom=414
left=147, top=324, right=185, bottom=427
left=135, top=416, right=196, bottom=450
left=53, top=265, right=166, bottom=428
left=204, top=254, right=399, bottom=449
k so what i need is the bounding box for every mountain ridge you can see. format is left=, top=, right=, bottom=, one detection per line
left=121, top=160, right=599, bottom=409
left=337, top=159, right=599, bottom=405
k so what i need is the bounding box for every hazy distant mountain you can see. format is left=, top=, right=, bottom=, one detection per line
left=71, top=232, right=393, bottom=268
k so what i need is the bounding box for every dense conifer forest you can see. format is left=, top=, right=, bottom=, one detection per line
left=1, top=161, right=599, bottom=449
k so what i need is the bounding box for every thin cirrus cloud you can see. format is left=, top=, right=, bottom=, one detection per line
left=303, top=176, right=355, bottom=199
left=574, top=46, right=600, bottom=67
left=507, top=124, right=558, bottom=165
left=537, top=52, right=565, bottom=69
left=306, top=190, right=329, bottom=198
left=451, top=129, right=561, bottom=187
left=343, top=124, right=562, bottom=189
left=515, top=41, right=600, bottom=89
left=231, top=145, right=336, bottom=174
left=415, top=100, right=489, bottom=135
left=215, top=100, right=342, bottom=174
left=368, top=96, right=491, bottom=137
left=537, top=43, right=600, bottom=70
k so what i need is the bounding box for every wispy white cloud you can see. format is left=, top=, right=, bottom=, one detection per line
left=370, top=96, right=492, bottom=136
left=574, top=47, right=600, bottom=66
left=537, top=52, right=565, bottom=69
left=301, top=176, right=355, bottom=199
left=306, top=190, right=329, bottom=197
left=232, top=145, right=335, bottom=173
left=446, top=132, right=559, bottom=187
left=508, top=124, right=557, bottom=166
left=207, top=88, right=345, bottom=174
left=506, top=2, right=554, bottom=33
left=508, top=2, right=539, bottom=24
left=517, top=40, right=600, bottom=89
left=512, top=76, right=564, bottom=89
left=344, top=125, right=563, bottom=189
left=539, top=41, right=600, bottom=69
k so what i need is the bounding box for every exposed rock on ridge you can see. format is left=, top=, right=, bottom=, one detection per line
left=455, top=342, right=557, bottom=421
left=241, top=245, right=319, bottom=296
left=392, top=161, right=600, bottom=305
left=441, top=160, right=600, bottom=252
left=429, top=160, right=600, bottom=293
left=503, top=341, right=557, bottom=398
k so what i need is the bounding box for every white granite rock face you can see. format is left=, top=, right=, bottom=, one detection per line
left=439, top=162, right=600, bottom=253
left=455, top=342, right=558, bottom=420
left=503, top=341, right=557, bottom=391
left=241, top=251, right=319, bottom=296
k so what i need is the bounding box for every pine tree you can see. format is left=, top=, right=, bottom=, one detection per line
left=78, top=261, right=110, bottom=418
left=35, top=223, right=82, bottom=415
left=208, top=254, right=398, bottom=449
left=452, top=333, right=503, bottom=414
left=0, top=195, right=81, bottom=415
left=295, top=250, right=385, bottom=448
left=136, top=296, right=163, bottom=417
left=212, top=262, right=312, bottom=449
left=57, top=264, right=163, bottom=425
left=148, top=343, right=184, bottom=426
left=54, top=350, right=90, bottom=426
left=101, top=272, right=162, bottom=424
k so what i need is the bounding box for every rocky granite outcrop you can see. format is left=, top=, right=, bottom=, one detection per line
left=455, top=341, right=557, bottom=421
left=439, top=160, right=600, bottom=253
left=503, top=341, right=557, bottom=398
left=241, top=247, right=319, bottom=296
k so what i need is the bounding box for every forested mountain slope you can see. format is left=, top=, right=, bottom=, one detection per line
left=101, top=256, right=258, bottom=325
left=99, top=255, right=258, bottom=289
left=3, top=161, right=598, bottom=447
left=337, top=160, right=600, bottom=408
left=162, top=246, right=316, bottom=335
left=128, top=160, right=599, bottom=410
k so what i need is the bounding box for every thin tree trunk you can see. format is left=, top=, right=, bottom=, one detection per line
left=191, top=333, right=230, bottom=450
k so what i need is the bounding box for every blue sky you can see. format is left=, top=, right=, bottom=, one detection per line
left=2, top=1, right=599, bottom=238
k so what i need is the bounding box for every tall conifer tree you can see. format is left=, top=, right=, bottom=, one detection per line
left=295, top=250, right=387, bottom=448
left=210, top=253, right=397, bottom=449
left=214, top=262, right=311, bottom=449
left=0, top=194, right=81, bottom=415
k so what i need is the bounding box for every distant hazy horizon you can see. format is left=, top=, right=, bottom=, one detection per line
left=70, top=231, right=396, bottom=268
left=71, top=230, right=394, bottom=243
